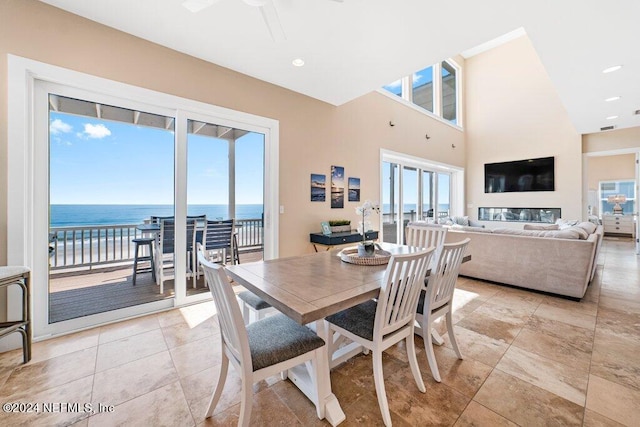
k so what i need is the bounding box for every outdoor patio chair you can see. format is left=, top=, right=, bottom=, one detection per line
left=201, top=219, right=240, bottom=265
left=325, top=247, right=435, bottom=426
left=415, top=238, right=470, bottom=382
left=197, top=249, right=328, bottom=426
left=153, top=218, right=196, bottom=293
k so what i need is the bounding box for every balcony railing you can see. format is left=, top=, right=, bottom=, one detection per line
left=50, top=218, right=263, bottom=270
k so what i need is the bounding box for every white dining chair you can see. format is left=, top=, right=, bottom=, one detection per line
left=325, top=247, right=435, bottom=427
left=196, top=243, right=275, bottom=325
left=197, top=248, right=328, bottom=426
left=405, top=222, right=448, bottom=271
left=415, top=238, right=470, bottom=382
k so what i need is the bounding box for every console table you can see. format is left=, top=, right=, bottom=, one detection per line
left=603, top=214, right=635, bottom=238
left=0, top=267, right=31, bottom=363
left=310, top=230, right=379, bottom=252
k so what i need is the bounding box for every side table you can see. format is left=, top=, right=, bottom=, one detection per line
left=0, top=267, right=31, bottom=363
left=309, top=230, right=379, bottom=252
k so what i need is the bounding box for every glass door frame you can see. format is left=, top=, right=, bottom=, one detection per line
left=380, top=149, right=464, bottom=244
left=7, top=55, right=279, bottom=339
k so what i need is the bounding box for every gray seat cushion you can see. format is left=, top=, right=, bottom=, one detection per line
left=416, top=290, right=427, bottom=315
left=325, top=299, right=377, bottom=341
left=247, top=314, right=325, bottom=371
left=238, top=290, right=272, bottom=310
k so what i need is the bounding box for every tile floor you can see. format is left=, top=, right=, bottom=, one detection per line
left=0, top=239, right=638, bottom=426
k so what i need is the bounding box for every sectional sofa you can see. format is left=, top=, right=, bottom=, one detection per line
left=444, top=222, right=603, bottom=299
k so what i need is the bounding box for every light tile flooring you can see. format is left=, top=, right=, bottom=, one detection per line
left=0, top=239, right=638, bottom=426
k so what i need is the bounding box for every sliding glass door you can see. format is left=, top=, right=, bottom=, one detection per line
left=186, top=117, right=265, bottom=296
left=380, top=150, right=461, bottom=244
left=47, top=92, right=176, bottom=324
left=14, top=59, right=278, bottom=339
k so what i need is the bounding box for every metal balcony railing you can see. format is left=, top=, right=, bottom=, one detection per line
left=49, top=218, right=264, bottom=270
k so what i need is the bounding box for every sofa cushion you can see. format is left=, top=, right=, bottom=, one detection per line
left=492, top=227, right=581, bottom=239
left=576, top=221, right=597, bottom=234
left=450, top=224, right=494, bottom=233
left=524, top=224, right=559, bottom=231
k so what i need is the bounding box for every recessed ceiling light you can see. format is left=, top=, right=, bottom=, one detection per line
left=606, top=115, right=618, bottom=120
left=605, top=96, right=621, bottom=102
left=292, top=58, right=305, bottom=67
left=602, top=65, right=623, bottom=73
left=182, top=0, right=214, bottom=13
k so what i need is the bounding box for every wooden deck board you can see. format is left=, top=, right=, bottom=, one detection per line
left=48, top=250, right=263, bottom=323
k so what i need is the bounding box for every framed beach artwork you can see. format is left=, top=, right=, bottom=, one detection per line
left=348, top=177, right=360, bottom=202
left=331, top=165, right=345, bottom=208
left=310, top=173, right=326, bottom=202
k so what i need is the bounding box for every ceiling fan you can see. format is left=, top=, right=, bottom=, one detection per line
left=182, top=0, right=343, bottom=42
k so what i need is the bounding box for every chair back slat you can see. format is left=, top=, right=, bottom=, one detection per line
left=405, top=222, right=448, bottom=266
left=428, top=238, right=470, bottom=311
left=375, top=247, right=434, bottom=338
left=197, top=245, right=250, bottom=367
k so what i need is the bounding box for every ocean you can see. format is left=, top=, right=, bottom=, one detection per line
left=50, top=204, right=264, bottom=227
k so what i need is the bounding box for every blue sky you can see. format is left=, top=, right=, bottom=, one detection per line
left=49, top=112, right=264, bottom=205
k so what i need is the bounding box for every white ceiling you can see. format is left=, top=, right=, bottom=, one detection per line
left=40, top=0, right=640, bottom=134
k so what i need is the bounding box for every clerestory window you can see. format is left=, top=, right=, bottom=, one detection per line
left=382, top=59, right=461, bottom=127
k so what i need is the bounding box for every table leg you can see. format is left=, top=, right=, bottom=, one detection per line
left=314, top=320, right=346, bottom=426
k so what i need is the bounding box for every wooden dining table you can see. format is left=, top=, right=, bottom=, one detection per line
left=225, top=242, right=429, bottom=426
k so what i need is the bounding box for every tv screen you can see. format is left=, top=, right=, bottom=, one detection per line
left=485, top=157, right=554, bottom=193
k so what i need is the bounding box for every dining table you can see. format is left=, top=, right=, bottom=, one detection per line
left=224, top=242, right=444, bottom=426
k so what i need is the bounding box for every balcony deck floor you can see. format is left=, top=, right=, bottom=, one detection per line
left=49, top=250, right=263, bottom=323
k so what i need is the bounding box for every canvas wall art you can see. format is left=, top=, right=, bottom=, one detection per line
left=331, top=165, right=345, bottom=208
left=348, top=177, right=360, bottom=202
left=310, top=173, right=326, bottom=202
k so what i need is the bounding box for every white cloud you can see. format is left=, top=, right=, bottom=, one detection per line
left=50, top=119, right=72, bottom=135
left=412, top=72, right=422, bottom=83
left=386, top=79, right=402, bottom=88
left=83, top=123, right=111, bottom=139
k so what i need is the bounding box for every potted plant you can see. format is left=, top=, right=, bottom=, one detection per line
left=355, top=201, right=380, bottom=256
left=329, top=220, right=351, bottom=233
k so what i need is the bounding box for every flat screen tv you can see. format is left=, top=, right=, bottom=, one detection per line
left=484, top=156, right=554, bottom=193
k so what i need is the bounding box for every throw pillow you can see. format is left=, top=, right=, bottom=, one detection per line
left=437, top=217, right=453, bottom=225
left=575, top=221, right=597, bottom=234
left=568, top=226, right=589, bottom=240
left=555, top=218, right=579, bottom=229
left=451, top=216, right=470, bottom=226
left=468, top=219, right=485, bottom=228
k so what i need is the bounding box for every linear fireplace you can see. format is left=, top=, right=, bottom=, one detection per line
left=479, top=207, right=561, bottom=223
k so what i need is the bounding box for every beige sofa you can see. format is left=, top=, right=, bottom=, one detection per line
left=444, top=223, right=603, bottom=299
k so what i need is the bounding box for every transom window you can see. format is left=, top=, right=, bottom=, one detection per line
left=381, top=60, right=461, bottom=127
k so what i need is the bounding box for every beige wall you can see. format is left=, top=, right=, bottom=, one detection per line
left=0, top=0, right=464, bottom=264
left=583, top=127, right=640, bottom=153
left=464, top=36, right=582, bottom=226
left=587, top=154, right=636, bottom=191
